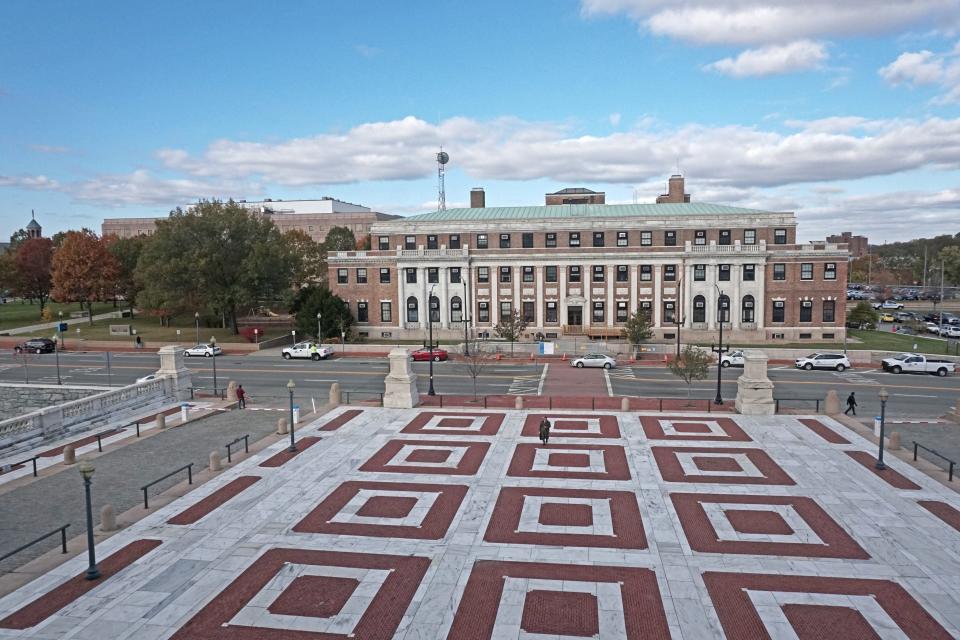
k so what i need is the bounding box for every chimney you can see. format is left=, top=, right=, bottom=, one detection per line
left=470, top=187, right=485, bottom=208
left=656, top=174, right=691, bottom=203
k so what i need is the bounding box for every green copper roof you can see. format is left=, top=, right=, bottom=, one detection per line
left=402, top=202, right=781, bottom=223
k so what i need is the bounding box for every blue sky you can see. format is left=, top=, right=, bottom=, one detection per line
left=2, top=0, right=960, bottom=242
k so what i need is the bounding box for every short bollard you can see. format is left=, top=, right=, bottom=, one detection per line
left=156, top=413, right=166, bottom=430
left=824, top=390, right=840, bottom=414
left=277, top=417, right=288, bottom=435
left=180, top=403, right=189, bottom=424
left=100, top=504, right=117, bottom=532
left=515, top=396, right=524, bottom=410
left=621, top=397, right=629, bottom=411
left=888, top=431, right=901, bottom=450
left=63, top=445, right=76, bottom=465
left=209, top=451, right=222, bottom=472
left=226, top=381, right=238, bottom=402
left=329, top=382, right=342, bottom=406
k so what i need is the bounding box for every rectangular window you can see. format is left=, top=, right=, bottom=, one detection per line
left=545, top=265, right=558, bottom=282
left=406, top=268, right=417, bottom=284
left=593, top=231, right=605, bottom=247
left=743, top=264, right=755, bottom=281
left=664, top=264, right=676, bottom=281
left=522, top=301, right=535, bottom=323
left=617, top=265, right=630, bottom=282
left=718, top=264, right=731, bottom=281
left=545, top=232, right=557, bottom=248
left=499, top=233, right=511, bottom=249
left=406, top=298, right=418, bottom=323
left=694, top=264, right=706, bottom=281
left=774, top=228, right=787, bottom=244
left=639, top=231, right=651, bottom=246
left=379, top=267, right=391, bottom=284
left=800, top=300, right=813, bottom=322
left=546, top=301, right=558, bottom=323
left=744, top=229, right=756, bottom=245
left=404, top=235, right=416, bottom=250
left=522, top=266, right=534, bottom=282
left=823, top=300, right=836, bottom=322
left=592, top=301, right=605, bottom=323
left=616, top=301, right=628, bottom=322
left=592, top=265, right=605, bottom=282
left=449, top=267, right=461, bottom=283
left=378, top=236, right=390, bottom=251
left=478, top=301, right=489, bottom=322
left=477, top=234, right=488, bottom=249
left=663, top=301, right=676, bottom=324
left=773, top=264, right=786, bottom=281
left=719, top=230, right=731, bottom=245
left=428, top=267, right=439, bottom=284
left=522, top=232, right=533, bottom=248
left=357, top=302, right=368, bottom=323
left=381, top=302, right=392, bottom=323
left=824, top=262, right=837, bottom=280
left=427, top=234, right=438, bottom=250
left=618, top=231, right=629, bottom=247
left=569, top=265, right=581, bottom=283
left=569, top=232, right=580, bottom=247
left=640, top=265, right=652, bottom=281
left=665, top=230, right=677, bottom=246
left=640, top=300, right=652, bottom=313
left=477, top=267, right=489, bottom=283
left=337, top=268, right=348, bottom=284
left=499, top=266, right=512, bottom=283
left=449, top=234, right=460, bottom=249
left=500, top=301, right=512, bottom=319
left=801, top=263, right=813, bottom=280
left=772, top=301, right=785, bottom=323
left=695, top=230, right=706, bottom=245
left=356, top=268, right=367, bottom=284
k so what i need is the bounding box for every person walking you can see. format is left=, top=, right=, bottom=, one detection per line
left=310, top=343, right=319, bottom=360
left=236, top=384, right=246, bottom=409
left=135, top=335, right=143, bottom=350
left=538, top=416, right=551, bottom=446
left=844, top=392, right=857, bottom=415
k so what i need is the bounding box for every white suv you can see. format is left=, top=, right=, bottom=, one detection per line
left=719, top=351, right=745, bottom=367
left=795, top=352, right=851, bottom=371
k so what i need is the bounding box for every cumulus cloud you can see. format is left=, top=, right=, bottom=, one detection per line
left=0, top=174, right=60, bottom=190
left=705, top=40, right=828, bottom=77
left=68, top=170, right=251, bottom=207
left=879, top=43, right=960, bottom=103
left=580, top=0, right=957, bottom=46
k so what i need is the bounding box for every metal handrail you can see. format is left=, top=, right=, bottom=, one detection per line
left=0, top=524, right=69, bottom=563
left=913, top=441, right=956, bottom=481
left=4, top=455, right=40, bottom=477
left=141, top=463, right=193, bottom=509
left=225, top=435, right=250, bottom=463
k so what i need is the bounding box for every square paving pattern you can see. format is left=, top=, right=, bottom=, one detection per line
left=0, top=407, right=959, bottom=639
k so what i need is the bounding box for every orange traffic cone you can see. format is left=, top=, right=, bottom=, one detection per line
left=529, top=351, right=534, bottom=361
left=561, top=353, right=567, bottom=361
left=496, top=353, right=502, bottom=361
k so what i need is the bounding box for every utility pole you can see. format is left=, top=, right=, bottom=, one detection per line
left=940, top=260, right=946, bottom=337
left=922, top=246, right=928, bottom=292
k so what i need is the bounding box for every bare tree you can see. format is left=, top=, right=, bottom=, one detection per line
left=463, top=340, right=491, bottom=401
left=668, top=344, right=711, bottom=402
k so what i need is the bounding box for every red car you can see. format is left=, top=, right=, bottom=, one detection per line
left=411, top=347, right=448, bottom=362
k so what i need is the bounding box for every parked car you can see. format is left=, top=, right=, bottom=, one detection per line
left=136, top=374, right=158, bottom=383
left=571, top=353, right=617, bottom=369
left=879, top=313, right=896, bottom=323
left=411, top=346, right=448, bottom=362
left=19, top=337, right=56, bottom=353
left=282, top=341, right=334, bottom=360
left=881, top=353, right=955, bottom=376
left=873, top=300, right=904, bottom=310
left=895, top=311, right=916, bottom=322
left=794, top=353, right=851, bottom=371
left=895, top=327, right=916, bottom=335
left=943, top=326, right=960, bottom=339
left=926, top=322, right=942, bottom=334
left=183, top=344, right=223, bottom=358
left=720, top=351, right=745, bottom=367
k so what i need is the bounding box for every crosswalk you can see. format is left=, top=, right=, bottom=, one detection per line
left=507, top=374, right=540, bottom=395
left=606, top=366, right=637, bottom=381
left=832, top=371, right=878, bottom=385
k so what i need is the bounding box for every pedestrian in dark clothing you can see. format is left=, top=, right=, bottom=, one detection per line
left=539, top=417, right=551, bottom=445
left=236, top=385, right=246, bottom=409
left=135, top=335, right=143, bottom=350
left=844, top=392, right=857, bottom=415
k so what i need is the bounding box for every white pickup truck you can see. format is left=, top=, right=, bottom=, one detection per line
left=881, top=353, right=955, bottom=377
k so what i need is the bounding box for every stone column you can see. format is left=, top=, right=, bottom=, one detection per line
left=630, top=265, right=639, bottom=315
left=735, top=349, right=775, bottom=416
left=559, top=263, right=568, bottom=329
left=157, top=345, right=193, bottom=401
left=440, top=268, right=449, bottom=329
left=606, top=265, right=615, bottom=327
left=383, top=348, right=419, bottom=408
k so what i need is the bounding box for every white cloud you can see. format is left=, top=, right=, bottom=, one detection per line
left=609, top=112, right=622, bottom=126
left=68, top=170, right=251, bottom=207
left=879, top=50, right=945, bottom=85
left=705, top=40, right=828, bottom=77
left=580, top=0, right=958, bottom=46
left=0, top=174, right=60, bottom=190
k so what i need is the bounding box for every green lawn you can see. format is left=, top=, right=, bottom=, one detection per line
left=0, top=300, right=117, bottom=331
left=710, top=329, right=957, bottom=355
left=59, top=315, right=290, bottom=345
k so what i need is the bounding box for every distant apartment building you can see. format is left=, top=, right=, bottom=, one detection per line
left=826, top=231, right=868, bottom=258
left=101, top=198, right=399, bottom=243
left=329, top=176, right=850, bottom=344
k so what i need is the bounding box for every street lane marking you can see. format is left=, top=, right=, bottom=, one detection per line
left=604, top=369, right=613, bottom=396
left=537, top=364, right=548, bottom=395
left=894, top=394, right=938, bottom=398
left=304, top=379, right=338, bottom=383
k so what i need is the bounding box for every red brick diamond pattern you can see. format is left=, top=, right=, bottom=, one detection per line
left=521, top=590, right=599, bottom=637
left=267, top=575, right=359, bottom=618
left=640, top=415, right=752, bottom=441
left=401, top=412, right=505, bottom=436
left=359, top=439, right=490, bottom=475
left=653, top=446, right=796, bottom=485
left=507, top=443, right=631, bottom=480
left=521, top=413, right=622, bottom=439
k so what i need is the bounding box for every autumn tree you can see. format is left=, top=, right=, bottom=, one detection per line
left=621, top=310, right=653, bottom=356
left=322, top=226, right=357, bottom=253
left=105, top=235, right=146, bottom=316
left=284, top=229, right=326, bottom=287
left=290, top=285, right=353, bottom=340
left=494, top=310, right=528, bottom=356
left=8, top=228, right=30, bottom=251
left=13, top=237, right=54, bottom=314
left=51, top=231, right=118, bottom=323
left=668, top=345, right=711, bottom=401
left=940, top=245, right=960, bottom=285
left=848, top=301, right=879, bottom=329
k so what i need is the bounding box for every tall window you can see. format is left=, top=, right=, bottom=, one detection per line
left=640, top=300, right=652, bottom=314
left=772, top=300, right=785, bottom=323
left=380, top=301, right=392, bottom=323
left=357, top=301, right=368, bottom=323
left=378, top=236, right=390, bottom=250
left=592, top=265, right=605, bottom=282
left=379, top=267, right=391, bottom=284
left=774, top=228, right=787, bottom=244
left=824, top=263, right=837, bottom=280
left=694, top=264, right=706, bottom=281
left=522, top=301, right=535, bottom=323
left=450, top=296, right=462, bottom=323
left=477, top=234, right=488, bottom=249
left=499, top=233, right=511, bottom=249
left=522, top=266, right=534, bottom=282
left=569, top=232, right=580, bottom=247
left=718, top=264, right=731, bottom=281
left=449, top=267, right=461, bottom=283
left=664, top=301, right=676, bottom=324
left=664, top=264, right=676, bottom=281
left=743, top=264, right=755, bottom=281
left=478, top=301, right=489, bottom=322
left=618, top=231, right=629, bottom=247
left=773, top=264, right=786, bottom=281
left=545, top=232, right=557, bottom=248
left=617, top=265, right=629, bottom=282
left=406, top=297, right=419, bottom=323
left=356, top=268, right=367, bottom=284
left=800, top=300, right=813, bottom=322
left=546, top=301, right=558, bottom=323
left=592, top=301, right=604, bottom=323
left=404, top=235, right=416, bottom=250
left=449, top=234, right=460, bottom=249
left=801, top=263, right=813, bottom=280
left=499, top=266, right=512, bottom=283
left=593, top=231, right=605, bottom=247
left=640, top=265, right=652, bottom=281
left=429, top=295, right=440, bottom=322
left=616, top=301, right=628, bottom=322
left=569, top=266, right=581, bottom=283
left=744, top=229, right=756, bottom=245
left=406, top=268, right=417, bottom=284
left=665, top=230, right=677, bottom=246
left=823, top=300, right=836, bottom=322
left=500, top=301, right=512, bottom=319
left=742, top=295, right=755, bottom=323
left=427, top=234, right=438, bottom=250
left=640, top=231, right=652, bottom=246
left=428, top=267, right=439, bottom=284
left=719, top=230, right=731, bottom=245
left=477, top=267, right=489, bottom=283
left=337, top=268, right=348, bottom=284
left=545, top=265, right=558, bottom=282
left=522, top=232, right=534, bottom=248
left=693, top=295, right=706, bottom=323
left=695, top=230, right=707, bottom=245
left=718, top=294, right=730, bottom=323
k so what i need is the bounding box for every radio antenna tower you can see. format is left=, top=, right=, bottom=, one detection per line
left=436, top=147, right=449, bottom=211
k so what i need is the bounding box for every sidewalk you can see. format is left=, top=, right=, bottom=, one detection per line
left=0, top=310, right=128, bottom=337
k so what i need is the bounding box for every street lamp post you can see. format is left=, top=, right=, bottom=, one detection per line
left=210, top=336, right=218, bottom=398
left=428, top=285, right=436, bottom=396
left=55, top=311, right=62, bottom=385
left=58, top=311, right=65, bottom=350
left=711, top=286, right=729, bottom=405
left=462, top=274, right=470, bottom=357
left=317, top=312, right=322, bottom=342
left=675, top=276, right=684, bottom=361
left=876, top=388, right=889, bottom=470
left=287, top=380, right=297, bottom=452
left=194, top=312, right=200, bottom=345
left=78, top=460, right=100, bottom=580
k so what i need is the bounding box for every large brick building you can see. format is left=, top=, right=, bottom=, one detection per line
left=329, top=176, right=849, bottom=343
left=826, top=231, right=869, bottom=259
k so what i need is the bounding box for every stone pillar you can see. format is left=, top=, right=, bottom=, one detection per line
left=63, top=445, right=76, bottom=465
left=100, top=504, right=117, bottom=532
left=155, top=413, right=166, bottom=430
left=824, top=390, right=841, bottom=414
left=209, top=451, right=222, bottom=472
left=276, top=417, right=288, bottom=434
left=888, top=431, right=901, bottom=450
left=621, top=397, right=630, bottom=411
left=515, top=396, right=524, bottom=410
left=226, top=381, right=238, bottom=402
left=157, top=345, right=193, bottom=401
left=329, top=382, right=342, bottom=406
left=383, top=348, right=419, bottom=408
left=735, top=349, right=775, bottom=416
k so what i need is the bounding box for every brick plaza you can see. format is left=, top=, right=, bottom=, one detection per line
left=1, top=407, right=959, bottom=638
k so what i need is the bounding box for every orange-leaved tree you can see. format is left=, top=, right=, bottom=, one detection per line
left=13, top=237, right=55, bottom=316
left=51, top=230, right=119, bottom=324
